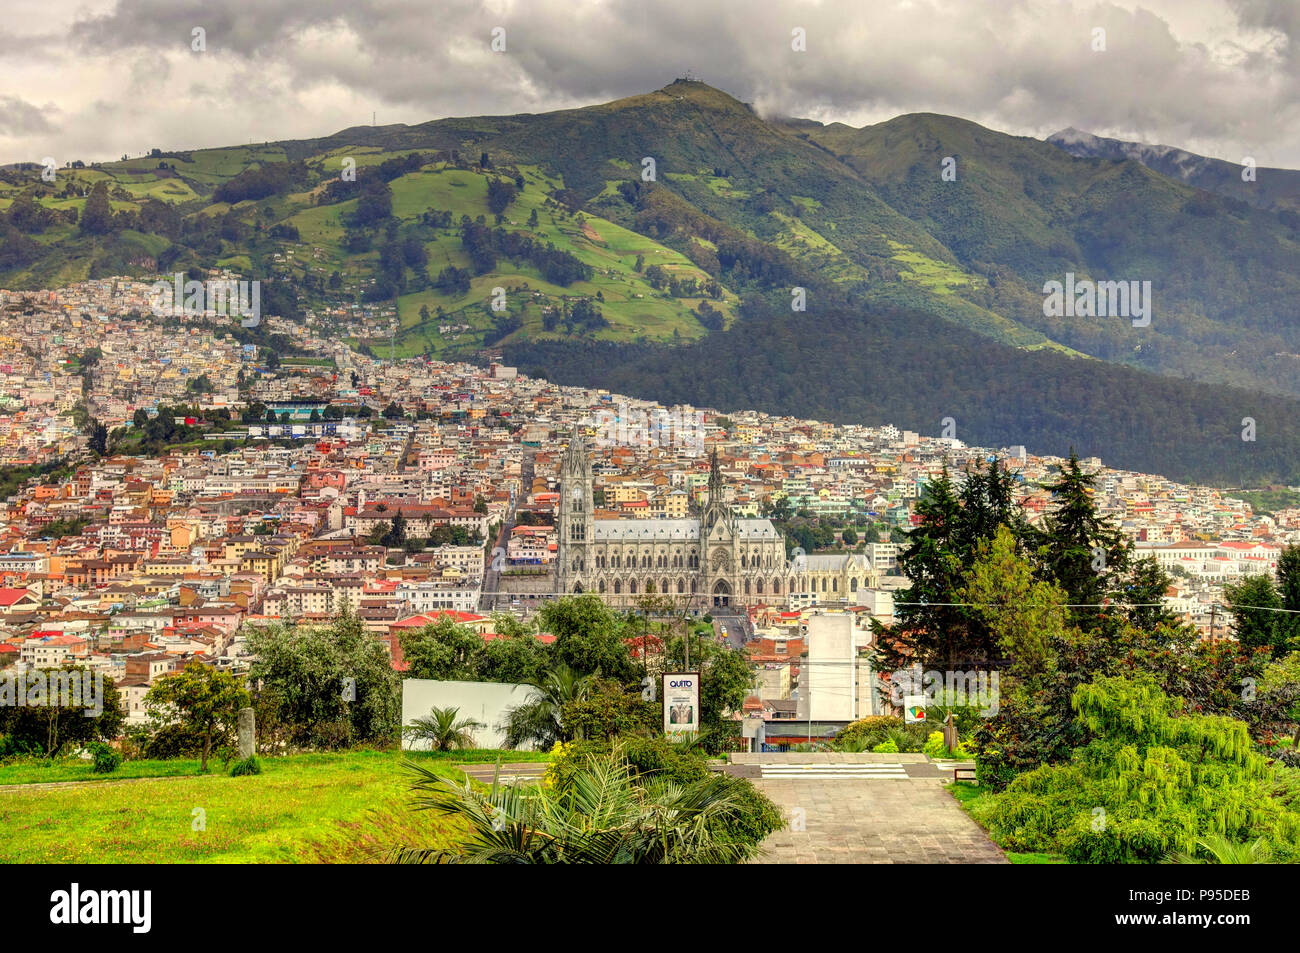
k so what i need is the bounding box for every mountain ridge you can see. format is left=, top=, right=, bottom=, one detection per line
left=4, top=80, right=1300, bottom=484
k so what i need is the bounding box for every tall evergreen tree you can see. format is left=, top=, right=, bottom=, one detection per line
left=1274, top=544, right=1300, bottom=652
left=1036, top=451, right=1129, bottom=625
left=1123, top=556, right=1179, bottom=632
left=1225, top=573, right=1285, bottom=657
left=874, top=459, right=1030, bottom=671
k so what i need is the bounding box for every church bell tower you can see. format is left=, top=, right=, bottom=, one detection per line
left=558, top=426, right=594, bottom=593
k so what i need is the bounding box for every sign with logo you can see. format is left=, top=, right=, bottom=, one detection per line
left=904, top=694, right=928, bottom=723
left=663, top=672, right=700, bottom=735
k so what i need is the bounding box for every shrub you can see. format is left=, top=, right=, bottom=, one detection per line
left=872, top=739, right=899, bottom=753
left=544, top=735, right=781, bottom=851
left=0, top=733, right=41, bottom=761
left=229, top=755, right=262, bottom=777
left=89, top=742, right=121, bottom=775
left=923, top=731, right=946, bottom=758
left=980, top=676, right=1300, bottom=863
left=834, top=715, right=902, bottom=751
left=559, top=679, right=659, bottom=742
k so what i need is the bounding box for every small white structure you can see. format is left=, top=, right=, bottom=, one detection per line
left=806, top=614, right=857, bottom=723
left=401, top=678, right=537, bottom=750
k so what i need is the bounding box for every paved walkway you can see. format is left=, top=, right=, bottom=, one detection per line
left=726, top=754, right=1005, bottom=864
left=456, top=762, right=548, bottom=785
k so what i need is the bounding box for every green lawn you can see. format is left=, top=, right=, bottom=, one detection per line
left=0, top=749, right=545, bottom=863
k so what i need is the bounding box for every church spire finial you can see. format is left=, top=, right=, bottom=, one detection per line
left=564, top=424, right=587, bottom=472
left=708, top=446, right=722, bottom=498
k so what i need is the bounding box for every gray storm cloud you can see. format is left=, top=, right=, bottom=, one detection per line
left=0, top=0, right=1295, bottom=166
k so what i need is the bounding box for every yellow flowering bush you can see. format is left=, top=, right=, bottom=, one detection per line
left=542, top=740, right=574, bottom=789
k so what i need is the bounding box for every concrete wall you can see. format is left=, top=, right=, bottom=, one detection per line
left=807, top=614, right=856, bottom=722
left=401, top=678, right=537, bottom=750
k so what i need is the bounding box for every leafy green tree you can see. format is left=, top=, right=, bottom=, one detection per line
left=88, top=422, right=108, bottom=456
left=245, top=610, right=400, bottom=749
left=1225, top=573, right=1284, bottom=656
left=79, top=181, right=114, bottom=235
left=559, top=679, right=658, bottom=742
left=0, top=667, right=123, bottom=756
left=664, top=633, right=754, bottom=752
left=475, top=625, right=550, bottom=684
left=984, top=676, right=1300, bottom=863
left=145, top=662, right=249, bottom=772
left=960, top=525, right=1066, bottom=678
left=399, top=617, right=483, bottom=681
left=380, top=512, right=406, bottom=548
left=540, top=594, right=635, bottom=680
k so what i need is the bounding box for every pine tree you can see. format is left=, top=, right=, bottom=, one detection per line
left=1037, top=451, right=1129, bottom=623
left=875, top=467, right=977, bottom=670
left=876, top=459, right=1034, bottom=670
left=1275, top=544, right=1300, bottom=653
left=1225, top=573, right=1283, bottom=656
left=1123, top=556, right=1179, bottom=631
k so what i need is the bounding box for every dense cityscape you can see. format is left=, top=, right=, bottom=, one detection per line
left=0, top=274, right=1288, bottom=731
left=7, top=3, right=1300, bottom=911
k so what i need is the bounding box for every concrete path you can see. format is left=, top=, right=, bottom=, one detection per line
left=726, top=754, right=1005, bottom=864
left=456, top=762, right=548, bottom=786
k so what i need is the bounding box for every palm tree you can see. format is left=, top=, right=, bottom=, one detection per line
left=1168, top=834, right=1273, bottom=864
left=394, top=744, right=760, bottom=863
left=502, top=664, right=596, bottom=749
left=403, top=706, right=485, bottom=752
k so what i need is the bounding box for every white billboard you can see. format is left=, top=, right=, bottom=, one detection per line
left=662, top=672, right=700, bottom=735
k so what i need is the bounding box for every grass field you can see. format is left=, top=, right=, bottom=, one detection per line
left=0, top=749, right=547, bottom=864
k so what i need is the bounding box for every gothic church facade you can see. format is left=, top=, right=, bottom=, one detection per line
left=556, top=431, right=790, bottom=609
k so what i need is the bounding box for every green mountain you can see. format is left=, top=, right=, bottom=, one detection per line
left=5, top=79, right=1300, bottom=484
left=1047, top=126, right=1300, bottom=215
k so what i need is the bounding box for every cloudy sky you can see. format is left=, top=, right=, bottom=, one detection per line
left=3, top=0, right=1299, bottom=167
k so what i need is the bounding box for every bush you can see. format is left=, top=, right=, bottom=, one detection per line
left=834, top=715, right=902, bottom=750
left=229, top=756, right=262, bottom=777
left=89, top=742, right=121, bottom=774
left=559, top=679, right=659, bottom=742
left=923, top=731, right=946, bottom=758
left=140, top=722, right=209, bottom=760
left=872, top=739, right=899, bottom=753
left=980, top=677, right=1300, bottom=863
left=546, top=735, right=782, bottom=851
left=0, top=733, right=41, bottom=761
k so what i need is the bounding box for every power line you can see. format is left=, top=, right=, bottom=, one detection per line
left=897, top=599, right=1300, bottom=615
left=894, top=600, right=1165, bottom=608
